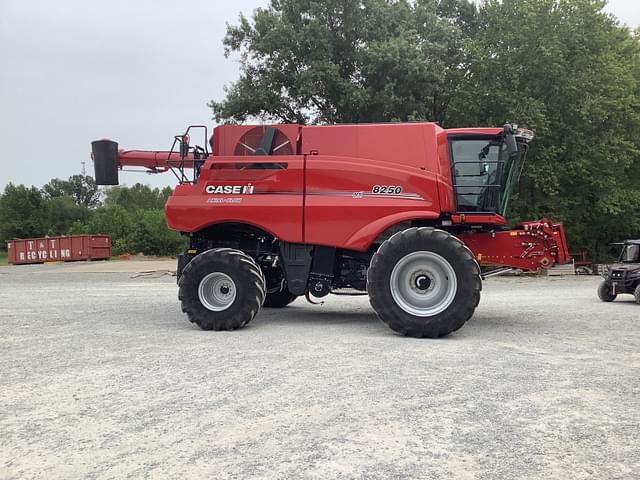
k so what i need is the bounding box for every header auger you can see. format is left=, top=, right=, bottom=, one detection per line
left=92, top=121, right=569, bottom=338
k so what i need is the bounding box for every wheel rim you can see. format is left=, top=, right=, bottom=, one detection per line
left=198, top=272, right=236, bottom=311
left=389, top=251, right=457, bottom=317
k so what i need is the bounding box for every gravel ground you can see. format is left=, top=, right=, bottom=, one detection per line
left=0, top=262, right=639, bottom=479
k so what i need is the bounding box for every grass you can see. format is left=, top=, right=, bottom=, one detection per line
left=0, top=251, right=7, bottom=266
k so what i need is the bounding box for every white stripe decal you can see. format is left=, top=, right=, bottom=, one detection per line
left=240, top=190, right=424, bottom=200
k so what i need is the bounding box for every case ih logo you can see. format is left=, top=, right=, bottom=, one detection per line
left=205, top=184, right=255, bottom=195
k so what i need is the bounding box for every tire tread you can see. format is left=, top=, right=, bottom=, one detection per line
left=178, top=248, right=265, bottom=331
left=368, top=227, right=481, bottom=338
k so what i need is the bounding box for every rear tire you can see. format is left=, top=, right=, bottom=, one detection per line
left=368, top=227, right=481, bottom=338
left=178, top=248, right=265, bottom=330
left=264, top=286, right=298, bottom=308
left=634, top=285, right=640, bottom=305
left=597, top=281, right=616, bottom=302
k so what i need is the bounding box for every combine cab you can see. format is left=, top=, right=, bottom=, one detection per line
left=92, top=122, right=570, bottom=337
left=598, top=240, right=640, bottom=304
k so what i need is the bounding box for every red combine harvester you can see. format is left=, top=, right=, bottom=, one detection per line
left=92, top=122, right=569, bottom=337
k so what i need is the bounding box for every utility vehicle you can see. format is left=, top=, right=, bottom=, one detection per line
left=598, top=240, right=640, bottom=304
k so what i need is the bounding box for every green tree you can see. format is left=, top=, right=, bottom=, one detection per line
left=1, top=181, right=181, bottom=256
left=104, top=183, right=172, bottom=211
left=211, top=0, right=476, bottom=124
left=448, top=0, right=640, bottom=258
left=72, top=204, right=133, bottom=254
left=126, top=209, right=185, bottom=256
left=42, top=175, right=101, bottom=208
left=0, top=183, right=49, bottom=245
left=46, top=196, right=92, bottom=236
left=72, top=188, right=183, bottom=256
left=41, top=178, right=72, bottom=199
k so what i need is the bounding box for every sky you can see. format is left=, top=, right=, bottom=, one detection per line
left=0, top=0, right=638, bottom=191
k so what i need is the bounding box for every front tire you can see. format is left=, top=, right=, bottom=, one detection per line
left=634, top=285, right=640, bottom=305
left=368, top=227, right=481, bottom=338
left=597, top=281, right=617, bottom=302
left=178, top=248, right=266, bottom=330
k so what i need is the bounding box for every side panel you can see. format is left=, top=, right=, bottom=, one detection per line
left=6, top=240, right=19, bottom=264
left=304, top=155, right=441, bottom=251
left=89, top=235, right=112, bottom=260
left=72, top=236, right=88, bottom=260
left=6, top=236, right=111, bottom=264
left=59, top=237, right=72, bottom=260
left=14, top=238, right=53, bottom=263
left=301, top=123, right=442, bottom=171
left=165, top=155, right=305, bottom=242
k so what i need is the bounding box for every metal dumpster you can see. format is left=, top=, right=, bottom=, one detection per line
left=6, top=235, right=111, bottom=265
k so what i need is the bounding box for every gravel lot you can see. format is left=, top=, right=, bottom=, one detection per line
left=1, top=262, right=638, bottom=479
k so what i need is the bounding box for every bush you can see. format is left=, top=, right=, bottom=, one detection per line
left=73, top=205, right=133, bottom=255
left=126, top=210, right=186, bottom=256
left=69, top=204, right=185, bottom=256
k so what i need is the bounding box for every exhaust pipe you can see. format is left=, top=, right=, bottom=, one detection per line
left=91, top=139, right=119, bottom=185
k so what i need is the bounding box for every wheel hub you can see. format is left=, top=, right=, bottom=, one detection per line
left=198, top=272, right=237, bottom=312
left=390, top=251, right=457, bottom=317
left=412, top=272, right=432, bottom=291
